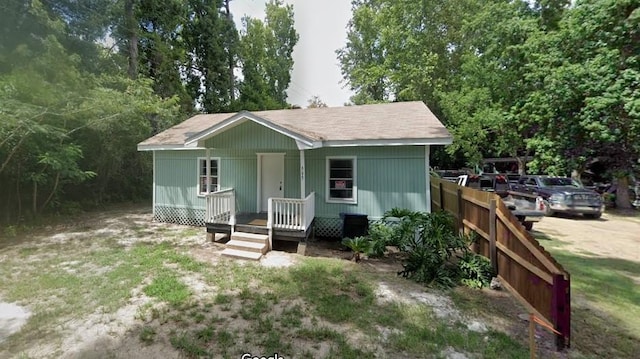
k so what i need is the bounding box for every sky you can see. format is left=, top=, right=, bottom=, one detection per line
left=230, top=0, right=354, bottom=108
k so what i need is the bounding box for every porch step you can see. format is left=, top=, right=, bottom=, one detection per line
left=226, top=239, right=268, bottom=254
left=231, top=232, right=269, bottom=245
left=221, top=232, right=269, bottom=261
left=220, top=248, right=263, bottom=261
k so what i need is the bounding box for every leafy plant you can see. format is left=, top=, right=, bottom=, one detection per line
left=341, top=236, right=372, bottom=262
left=367, top=222, right=394, bottom=257
left=390, top=209, right=493, bottom=289
left=457, top=252, right=493, bottom=289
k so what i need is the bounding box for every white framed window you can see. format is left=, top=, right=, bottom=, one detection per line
left=197, top=157, right=220, bottom=195
left=326, top=156, right=357, bottom=203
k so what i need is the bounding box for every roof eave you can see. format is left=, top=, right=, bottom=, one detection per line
left=321, top=137, right=453, bottom=147
left=137, top=144, right=205, bottom=151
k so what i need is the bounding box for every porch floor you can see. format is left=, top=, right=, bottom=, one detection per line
left=235, top=212, right=268, bottom=227
left=206, top=212, right=313, bottom=242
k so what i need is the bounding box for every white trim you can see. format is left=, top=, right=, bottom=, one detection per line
left=137, top=144, right=205, bottom=151
left=185, top=112, right=316, bottom=148
left=257, top=153, right=286, bottom=212
left=300, top=150, right=306, bottom=199
left=425, top=145, right=431, bottom=213
left=152, top=151, right=156, bottom=216
left=326, top=156, right=357, bottom=204
left=196, top=156, right=221, bottom=197
left=321, top=137, right=452, bottom=147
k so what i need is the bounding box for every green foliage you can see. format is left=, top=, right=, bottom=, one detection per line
left=367, top=222, right=394, bottom=257
left=458, top=252, right=493, bottom=289
left=341, top=236, right=372, bottom=262
left=238, top=0, right=299, bottom=110
left=373, top=209, right=494, bottom=289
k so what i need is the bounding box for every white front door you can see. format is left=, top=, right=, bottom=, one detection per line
left=259, top=153, right=285, bottom=212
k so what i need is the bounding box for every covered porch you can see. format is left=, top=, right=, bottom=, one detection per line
left=204, top=188, right=315, bottom=249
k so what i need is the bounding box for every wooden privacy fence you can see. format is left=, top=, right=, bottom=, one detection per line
left=430, top=176, right=571, bottom=350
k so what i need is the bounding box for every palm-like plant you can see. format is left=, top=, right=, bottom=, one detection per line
left=341, top=236, right=372, bottom=262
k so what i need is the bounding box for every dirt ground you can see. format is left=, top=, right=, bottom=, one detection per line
left=532, top=210, right=640, bottom=262
left=3, top=206, right=636, bottom=358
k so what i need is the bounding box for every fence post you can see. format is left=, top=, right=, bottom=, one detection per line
left=457, top=188, right=464, bottom=233
left=552, top=273, right=571, bottom=350
left=489, top=199, right=497, bottom=274
left=439, top=181, right=444, bottom=212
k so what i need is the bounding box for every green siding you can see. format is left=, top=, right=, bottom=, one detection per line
left=155, top=148, right=301, bottom=213
left=155, top=150, right=206, bottom=210
left=154, top=121, right=429, bottom=227
left=204, top=120, right=298, bottom=150
left=305, top=146, right=427, bottom=219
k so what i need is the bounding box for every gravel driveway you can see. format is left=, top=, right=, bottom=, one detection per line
left=533, top=211, right=640, bottom=263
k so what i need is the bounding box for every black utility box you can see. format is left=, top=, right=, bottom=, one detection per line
left=340, top=213, right=369, bottom=239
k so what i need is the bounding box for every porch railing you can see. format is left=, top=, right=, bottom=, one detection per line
left=205, top=188, right=236, bottom=225
left=267, top=192, right=315, bottom=231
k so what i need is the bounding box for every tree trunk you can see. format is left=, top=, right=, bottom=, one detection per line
left=615, top=175, right=632, bottom=209
left=32, top=180, right=38, bottom=216
left=125, top=0, right=138, bottom=80
left=40, top=172, right=60, bottom=213
left=516, top=156, right=526, bottom=175
left=224, top=0, right=235, bottom=102
left=16, top=165, right=22, bottom=220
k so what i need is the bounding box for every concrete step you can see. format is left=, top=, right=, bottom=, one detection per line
left=220, top=248, right=262, bottom=261
left=226, top=239, right=268, bottom=254
left=231, top=231, right=268, bottom=244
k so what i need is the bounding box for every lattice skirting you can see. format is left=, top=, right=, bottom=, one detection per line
left=313, top=217, right=343, bottom=238
left=154, top=206, right=205, bottom=227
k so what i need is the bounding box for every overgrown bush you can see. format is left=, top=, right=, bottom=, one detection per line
left=378, top=208, right=494, bottom=289
left=367, top=222, right=394, bottom=257
left=457, top=252, right=493, bottom=289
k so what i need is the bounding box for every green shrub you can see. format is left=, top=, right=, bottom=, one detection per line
left=367, top=222, right=394, bottom=257
left=341, top=236, right=372, bottom=262
left=457, top=252, right=493, bottom=289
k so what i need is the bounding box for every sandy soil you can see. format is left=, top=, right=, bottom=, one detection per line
left=6, top=206, right=633, bottom=358
left=533, top=211, right=640, bottom=263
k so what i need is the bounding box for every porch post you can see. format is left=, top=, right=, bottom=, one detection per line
left=425, top=145, right=431, bottom=213
left=300, top=149, right=306, bottom=199
left=206, top=148, right=211, bottom=193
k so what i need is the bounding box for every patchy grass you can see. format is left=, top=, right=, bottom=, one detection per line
left=0, top=207, right=536, bottom=358
left=540, top=240, right=640, bottom=358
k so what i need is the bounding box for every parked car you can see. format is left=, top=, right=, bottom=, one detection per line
left=457, top=174, right=546, bottom=230
left=510, top=175, right=604, bottom=219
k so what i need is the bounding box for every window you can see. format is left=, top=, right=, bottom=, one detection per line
left=197, top=158, right=220, bottom=195
left=326, top=157, right=356, bottom=203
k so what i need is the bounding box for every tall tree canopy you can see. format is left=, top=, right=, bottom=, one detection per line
left=1, top=0, right=300, bottom=222
left=338, top=0, right=639, bottom=200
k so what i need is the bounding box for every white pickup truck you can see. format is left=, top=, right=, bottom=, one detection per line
left=457, top=174, right=546, bottom=230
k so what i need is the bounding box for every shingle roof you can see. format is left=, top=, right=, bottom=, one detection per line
left=137, top=101, right=452, bottom=149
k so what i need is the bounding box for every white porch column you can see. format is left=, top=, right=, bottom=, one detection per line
left=152, top=151, right=156, bottom=216
left=205, top=148, right=211, bottom=193
left=425, top=145, right=431, bottom=213
left=300, top=149, right=306, bottom=199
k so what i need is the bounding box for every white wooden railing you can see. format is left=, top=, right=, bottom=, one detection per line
left=205, top=188, right=236, bottom=225
left=267, top=192, right=315, bottom=231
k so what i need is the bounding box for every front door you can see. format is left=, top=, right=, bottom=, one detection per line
left=259, top=153, right=284, bottom=212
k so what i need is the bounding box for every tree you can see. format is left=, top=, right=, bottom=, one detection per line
left=237, top=0, right=298, bottom=110
left=519, top=0, right=639, bottom=208
left=307, top=96, right=327, bottom=108
left=0, top=2, right=179, bottom=221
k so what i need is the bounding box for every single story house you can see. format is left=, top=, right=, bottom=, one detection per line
left=137, top=101, right=452, bottom=257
